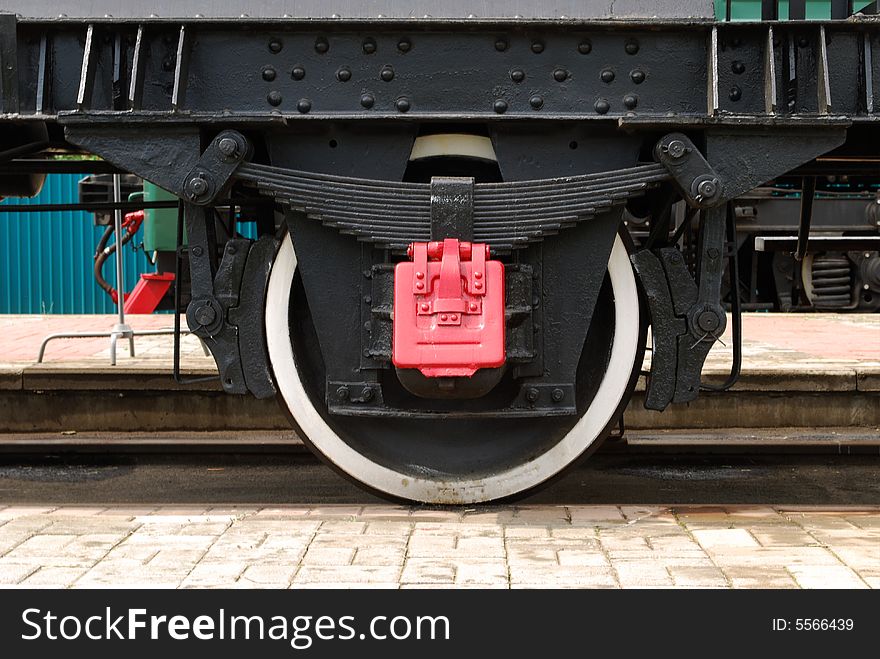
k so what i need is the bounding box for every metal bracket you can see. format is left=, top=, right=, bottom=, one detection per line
left=181, top=131, right=251, bottom=205
left=182, top=202, right=276, bottom=398
left=632, top=206, right=729, bottom=410
left=430, top=176, right=474, bottom=241
left=654, top=133, right=722, bottom=209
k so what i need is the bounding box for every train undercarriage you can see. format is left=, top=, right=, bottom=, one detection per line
left=1, top=1, right=878, bottom=502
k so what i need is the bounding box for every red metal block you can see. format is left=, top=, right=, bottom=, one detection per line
left=123, top=272, right=175, bottom=314
left=393, top=238, right=505, bottom=377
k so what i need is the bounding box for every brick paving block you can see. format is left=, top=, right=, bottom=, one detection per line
left=239, top=564, right=298, bottom=586
left=455, top=561, right=509, bottom=586
left=306, top=506, right=365, bottom=518
left=11, top=533, right=77, bottom=552
left=407, top=534, right=457, bottom=556
left=691, top=528, right=760, bottom=548
left=407, top=509, right=462, bottom=522
left=509, top=566, right=617, bottom=587
left=454, top=536, right=505, bottom=556
left=648, top=536, right=706, bottom=553
left=176, top=522, right=232, bottom=536
left=206, top=506, right=260, bottom=516
left=301, top=546, right=355, bottom=566
left=0, top=563, right=38, bottom=584
left=556, top=549, right=610, bottom=567
left=316, top=520, right=368, bottom=535
left=357, top=506, right=413, bottom=519
left=21, top=566, right=88, bottom=588
left=667, top=566, right=728, bottom=588
left=825, top=547, right=880, bottom=572
left=400, top=559, right=456, bottom=584
left=505, top=545, right=558, bottom=566
left=789, top=565, right=869, bottom=589
left=148, top=549, right=210, bottom=567
left=52, top=506, right=109, bottom=517
left=293, top=565, right=400, bottom=585
left=47, top=520, right=138, bottom=536
left=179, top=562, right=248, bottom=587
left=707, top=546, right=842, bottom=568
left=352, top=546, right=407, bottom=566
left=0, top=506, right=57, bottom=517
left=550, top=527, right=599, bottom=539
left=311, top=534, right=406, bottom=550
left=598, top=534, right=652, bottom=552
left=619, top=506, right=666, bottom=521
left=460, top=511, right=503, bottom=525
left=566, top=506, right=626, bottom=524
left=232, top=520, right=321, bottom=535
left=749, top=527, right=822, bottom=547
left=511, top=507, right=571, bottom=525
left=364, top=522, right=414, bottom=537
left=803, top=529, right=880, bottom=547
left=613, top=560, right=674, bottom=587
left=787, top=515, right=862, bottom=532
left=97, top=506, right=159, bottom=517
left=863, top=576, right=880, bottom=589
left=503, top=526, right=550, bottom=539
left=293, top=582, right=399, bottom=590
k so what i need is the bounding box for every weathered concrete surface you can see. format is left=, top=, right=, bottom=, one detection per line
left=1, top=313, right=878, bottom=432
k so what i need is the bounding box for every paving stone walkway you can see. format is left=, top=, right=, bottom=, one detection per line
left=0, top=504, right=876, bottom=589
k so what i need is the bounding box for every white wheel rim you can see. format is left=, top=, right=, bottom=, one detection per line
left=266, top=234, right=640, bottom=503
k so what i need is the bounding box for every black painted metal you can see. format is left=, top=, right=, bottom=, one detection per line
left=236, top=161, right=668, bottom=250
left=1, top=9, right=874, bottom=424
left=430, top=176, right=474, bottom=241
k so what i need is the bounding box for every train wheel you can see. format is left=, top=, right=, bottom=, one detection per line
left=266, top=233, right=644, bottom=504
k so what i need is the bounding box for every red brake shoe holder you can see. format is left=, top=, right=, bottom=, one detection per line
left=393, top=238, right=505, bottom=378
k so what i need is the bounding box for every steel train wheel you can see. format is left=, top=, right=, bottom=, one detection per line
left=265, top=232, right=644, bottom=504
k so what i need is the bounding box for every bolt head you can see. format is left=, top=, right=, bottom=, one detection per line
left=666, top=139, right=687, bottom=159
left=360, top=93, right=375, bottom=109
left=697, top=310, right=720, bottom=332
left=525, top=388, right=539, bottom=403
left=314, top=37, right=329, bottom=54
left=630, top=69, right=645, bottom=84
left=697, top=178, right=719, bottom=199
left=495, top=38, right=508, bottom=52
left=551, top=388, right=564, bottom=402
left=553, top=68, right=568, bottom=82
left=625, top=40, right=639, bottom=55
left=336, top=386, right=350, bottom=401
left=396, top=97, right=411, bottom=113
left=493, top=99, right=508, bottom=114
left=194, top=303, right=216, bottom=326
left=380, top=66, right=395, bottom=82
left=267, top=90, right=283, bottom=106
left=398, top=38, right=412, bottom=52
left=186, top=177, right=209, bottom=199
left=531, top=41, right=544, bottom=54
left=268, top=39, right=283, bottom=54
left=217, top=137, right=239, bottom=158
left=623, top=93, right=638, bottom=109
left=291, top=66, right=305, bottom=80
left=529, top=95, right=544, bottom=110
left=578, top=40, right=592, bottom=54
left=594, top=98, right=610, bottom=115
left=362, top=38, right=377, bottom=54
left=601, top=69, right=615, bottom=83
left=191, top=245, right=204, bottom=257
left=336, top=67, right=352, bottom=82
left=297, top=98, right=312, bottom=114
left=361, top=387, right=374, bottom=402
